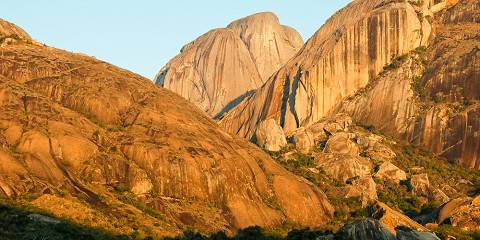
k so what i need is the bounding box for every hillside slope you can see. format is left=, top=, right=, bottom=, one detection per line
left=0, top=18, right=333, bottom=237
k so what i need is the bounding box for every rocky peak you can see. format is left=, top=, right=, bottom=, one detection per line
left=156, top=12, right=303, bottom=117
left=227, top=12, right=304, bottom=81
left=220, top=0, right=431, bottom=139
left=0, top=19, right=32, bottom=47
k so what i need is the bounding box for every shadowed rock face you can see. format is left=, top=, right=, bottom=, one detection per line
left=156, top=12, right=303, bottom=117
left=0, top=19, right=333, bottom=233
left=220, top=0, right=430, bottom=138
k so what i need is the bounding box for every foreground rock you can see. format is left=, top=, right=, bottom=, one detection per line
left=369, top=202, right=430, bottom=234
left=0, top=19, right=333, bottom=236
left=338, top=218, right=440, bottom=240
left=156, top=12, right=303, bottom=117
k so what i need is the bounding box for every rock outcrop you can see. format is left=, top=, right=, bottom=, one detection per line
left=329, top=0, right=480, bottom=170
left=0, top=20, right=333, bottom=236
left=369, top=202, right=430, bottom=234
left=289, top=127, right=315, bottom=154
left=254, top=119, right=287, bottom=152
left=410, top=174, right=430, bottom=195
left=220, top=0, right=431, bottom=138
left=0, top=19, right=31, bottom=41
left=156, top=12, right=303, bottom=117
left=338, top=218, right=440, bottom=240
left=220, top=0, right=479, bottom=170
left=437, top=196, right=480, bottom=231
left=374, top=162, right=407, bottom=184
left=316, top=154, right=372, bottom=183
left=323, top=132, right=360, bottom=156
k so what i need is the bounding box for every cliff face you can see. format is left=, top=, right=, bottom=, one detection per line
left=332, top=0, right=480, bottom=169
left=0, top=19, right=333, bottom=236
left=156, top=12, right=303, bottom=117
left=220, top=0, right=431, bottom=139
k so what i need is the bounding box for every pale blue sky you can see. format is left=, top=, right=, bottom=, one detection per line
left=2, top=1, right=350, bottom=79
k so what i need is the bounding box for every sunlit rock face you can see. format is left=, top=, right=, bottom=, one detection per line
left=155, top=12, right=303, bottom=117
left=0, top=19, right=334, bottom=233
left=221, top=0, right=480, bottom=170
left=220, top=0, right=430, bottom=139
left=0, top=18, right=31, bottom=41
left=331, top=0, right=480, bottom=169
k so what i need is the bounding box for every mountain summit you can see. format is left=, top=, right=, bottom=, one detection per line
left=155, top=12, right=303, bottom=117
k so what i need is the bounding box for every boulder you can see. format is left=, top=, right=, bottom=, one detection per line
left=369, top=202, right=430, bottom=234
left=396, top=228, right=440, bottom=240
left=254, top=119, right=287, bottom=152
left=290, top=128, right=315, bottom=153
left=323, top=132, right=360, bottom=156
left=316, top=154, right=372, bottom=183
left=430, top=189, right=450, bottom=205
left=338, top=219, right=397, bottom=240
left=410, top=174, right=430, bottom=195
left=374, top=162, right=407, bottom=184
left=437, top=196, right=480, bottom=231
left=343, top=176, right=377, bottom=206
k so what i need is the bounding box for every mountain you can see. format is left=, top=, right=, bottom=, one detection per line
left=0, top=18, right=333, bottom=237
left=155, top=12, right=304, bottom=117
left=219, top=0, right=480, bottom=170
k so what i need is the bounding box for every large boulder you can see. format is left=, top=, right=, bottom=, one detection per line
left=338, top=219, right=397, bottom=240
left=316, top=154, right=372, bottom=183
left=410, top=174, right=430, bottom=195
left=343, top=176, right=378, bottom=206
left=254, top=119, right=287, bottom=152
left=437, top=196, right=480, bottom=231
left=369, top=202, right=430, bottom=234
left=289, top=127, right=315, bottom=153
left=323, top=132, right=360, bottom=156
left=374, top=162, right=407, bottom=184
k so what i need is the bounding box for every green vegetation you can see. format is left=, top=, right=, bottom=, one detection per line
left=113, top=184, right=166, bottom=221
left=0, top=203, right=135, bottom=240
left=434, top=225, right=480, bottom=240
left=163, top=226, right=333, bottom=240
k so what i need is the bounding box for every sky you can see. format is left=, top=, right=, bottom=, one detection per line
left=2, top=1, right=350, bottom=80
